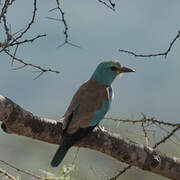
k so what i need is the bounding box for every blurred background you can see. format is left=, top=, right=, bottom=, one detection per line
left=0, top=0, right=180, bottom=179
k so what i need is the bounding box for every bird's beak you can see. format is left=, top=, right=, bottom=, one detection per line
left=120, top=66, right=135, bottom=73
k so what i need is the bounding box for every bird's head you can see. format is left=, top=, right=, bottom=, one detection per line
left=91, top=60, right=135, bottom=85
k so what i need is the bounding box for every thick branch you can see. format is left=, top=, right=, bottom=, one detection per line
left=0, top=95, right=180, bottom=180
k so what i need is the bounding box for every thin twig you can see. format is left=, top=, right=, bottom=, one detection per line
left=4, top=50, right=60, bottom=77
left=0, top=160, right=42, bottom=179
left=119, top=30, right=180, bottom=58
left=105, top=115, right=180, bottom=127
left=10, top=34, right=46, bottom=47
left=11, top=0, right=37, bottom=43
left=48, top=0, right=80, bottom=48
left=46, top=16, right=62, bottom=22
left=109, top=165, right=131, bottom=180
left=153, top=125, right=180, bottom=149
left=57, top=41, right=81, bottom=48
left=11, top=44, right=18, bottom=65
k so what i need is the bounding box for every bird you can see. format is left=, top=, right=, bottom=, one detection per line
left=51, top=60, right=134, bottom=167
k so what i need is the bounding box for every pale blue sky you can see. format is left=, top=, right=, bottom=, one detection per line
left=0, top=1, right=180, bottom=179
left=1, top=0, right=180, bottom=121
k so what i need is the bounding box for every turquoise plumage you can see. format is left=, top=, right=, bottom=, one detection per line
left=51, top=60, right=134, bottom=167
left=88, top=86, right=112, bottom=126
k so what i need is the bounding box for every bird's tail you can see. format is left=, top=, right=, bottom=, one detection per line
left=51, top=140, right=72, bottom=167
left=51, top=126, right=96, bottom=167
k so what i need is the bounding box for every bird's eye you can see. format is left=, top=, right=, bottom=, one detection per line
left=110, top=66, right=119, bottom=71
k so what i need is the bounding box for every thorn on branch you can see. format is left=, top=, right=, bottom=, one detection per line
left=97, top=0, right=115, bottom=11
left=11, top=44, right=18, bottom=65
left=46, top=16, right=62, bottom=22
left=108, top=0, right=115, bottom=8
left=33, top=71, right=44, bottom=80
left=57, top=41, right=81, bottom=48
left=119, top=30, right=180, bottom=58
left=12, top=64, right=27, bottom=70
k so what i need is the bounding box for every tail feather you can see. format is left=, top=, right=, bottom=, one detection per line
left=51, top=126, right=96, bottom=167
left=51, top=141, right=71, bottom=167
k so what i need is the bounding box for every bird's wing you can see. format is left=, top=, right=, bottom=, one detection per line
left=62, top=79, right=112, bottom=134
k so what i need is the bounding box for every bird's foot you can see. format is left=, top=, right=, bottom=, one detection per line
left=97, top=125, right=105, bottom=131
left=97, top=125, right=106, bottom=138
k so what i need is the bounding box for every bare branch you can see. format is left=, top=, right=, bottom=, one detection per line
left=153, top=124, right=180, bottom=148
left=109, top=165, right=131, bottom=180
left=0, top=0, right=56, bottom=76
left=119, top=30, right=180, bottom=58
left=0, top=95, right=180, bottom=180
left=106, top=114, right=180, bottom=179
left=48, top=0, right=80, bottom=48
left=0, top=160, right=42, bottom=179
left=4, top=50, right=60, bottom=77
left=153, top=125, right=180, bottom=149
left=0, top=159, right=65, bottom=180
left=0, top=33, right=46, bottom=54
left=11, top=0, right=37, bottom=43
left=105, top=115, right=180, bottom=127
left=10, top=34, right=46, bottom=47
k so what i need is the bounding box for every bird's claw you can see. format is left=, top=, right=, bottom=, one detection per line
left=97, top=125, right=106, bottom=138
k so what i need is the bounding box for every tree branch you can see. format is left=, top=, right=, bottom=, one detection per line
left=48, top=0, right=80, bottom=48
left=118, top=30, right=180, bottom=58
left=0, top=95, right=180, bottom=180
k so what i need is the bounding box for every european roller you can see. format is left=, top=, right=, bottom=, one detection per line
left=51, top=60, right=134, bottom=167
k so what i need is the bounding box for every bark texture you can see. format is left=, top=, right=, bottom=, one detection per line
left=0, top=95, right=180, bottom=180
